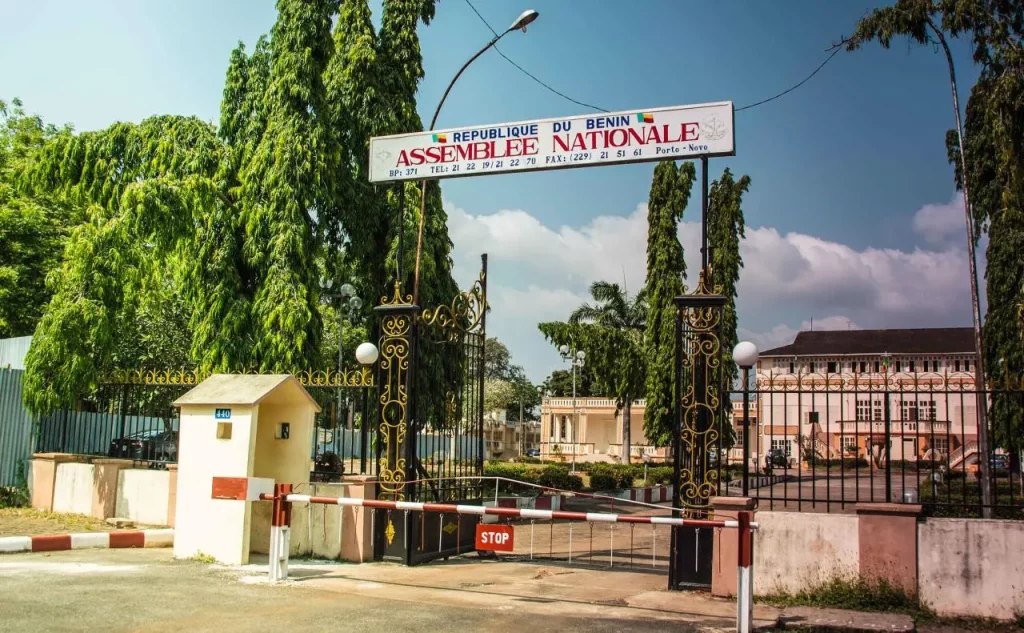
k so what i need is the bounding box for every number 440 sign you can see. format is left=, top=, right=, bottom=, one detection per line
left=475, top=524, right=514, bottom=553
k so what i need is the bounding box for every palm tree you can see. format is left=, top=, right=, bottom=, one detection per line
left=570, top=281, right=647, bottom=463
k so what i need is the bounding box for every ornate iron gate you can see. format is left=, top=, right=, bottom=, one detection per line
left=373, top=256, right=488, bottom=565
left=670, top=272, right=726, bottom=589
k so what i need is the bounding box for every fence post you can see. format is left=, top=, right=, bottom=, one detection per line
left=736, top=510, right=754, bottom=633
left=269, top=483, right=293, bottom=582
left=883, top=391, right=892, bottom=502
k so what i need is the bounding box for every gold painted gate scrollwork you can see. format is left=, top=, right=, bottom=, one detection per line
left=674, top=271, right=727, bottom=513
left=376, top=281, right=415, bottom=502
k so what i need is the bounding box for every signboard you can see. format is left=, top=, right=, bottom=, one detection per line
left=475, top=524, right=514, bottom=552
left=215, top=408, right=231, bottom=420
left=369, top=101, right=734, bottom=183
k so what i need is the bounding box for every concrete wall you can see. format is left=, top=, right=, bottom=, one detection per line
left=752, top=511, right=859, bottom=595
left=116, top=469, right=171, bottom=526
left=52, top=463, right=94, bottom=515
left=918, top=518, right=1024, bottom=620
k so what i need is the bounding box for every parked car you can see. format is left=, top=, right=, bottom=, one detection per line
left=765, top=448, right=789, bottom=469
left=525, top=448, right=540, bottom=458
left=992, top=454, right=1011, bottom=476
left=109, top=429, right=177, bottom=462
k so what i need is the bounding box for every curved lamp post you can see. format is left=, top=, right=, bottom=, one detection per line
left=733, top=341, right=759, bottom=496
left=411, top=9, right=539, bottom=304
left=559, top=342, right=585, bottom=474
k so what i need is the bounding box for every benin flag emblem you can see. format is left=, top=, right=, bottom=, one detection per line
left=637, top=112, right=654, bottom=124
left=432, top=133, right=447, bottom=143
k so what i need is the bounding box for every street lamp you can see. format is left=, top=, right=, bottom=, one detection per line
left=321, top=279, right=363, bottom=429
left=411, top=9, right=540, bottom=305
left=733, top=341, right=759, bottom=496
left=559, top=342, right=585, bottom=474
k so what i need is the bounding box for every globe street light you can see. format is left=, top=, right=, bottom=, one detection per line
left=560, top=339, right=585, bottom=474
left=411, top=9, right=540, bottom=305
left=321, top=279, right=363, bottom=429
left=733, top=341, right=759, bottom=496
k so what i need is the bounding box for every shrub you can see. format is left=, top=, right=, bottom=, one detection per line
left=536, top=465, right=583, bottom=491
left=645, top=466, right=673, bottom=486
left=483, top=462, right=540, bottom=495
left=0, top=464, right=30, bottom=509
left=589, top=473, right=618, bottom=490
left=617, top=472, right=635, bottom=489
left=514, top=455, right=541, bottom=464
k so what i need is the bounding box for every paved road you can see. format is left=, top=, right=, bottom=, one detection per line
left=0, top=548, right=755, bottom=633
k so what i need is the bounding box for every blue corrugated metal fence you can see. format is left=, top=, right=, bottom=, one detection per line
left=0, top=368, right=33, bottom=488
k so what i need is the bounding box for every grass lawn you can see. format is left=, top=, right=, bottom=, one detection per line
left=0, top=508, right=116, bottom=537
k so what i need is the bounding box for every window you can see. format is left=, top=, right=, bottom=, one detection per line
left=856, top=399, right=882, bottom=421
left=932, top=437, right=949, bottom=453
left=874, top=361, right=881, bottom=372
left=859, top=361, right=867, bottom=373
left=808, top=361, right=816, bottom=373
left=965, top=359, right=971, bottom=371
left=789, top=362, right=795, bottom=374
left=841, top=436, right=858, bottom=451
left=954, top=360, right=961, bottom=372
left=827, top=362, right=838, bottom=373
left=807, top=411, right=820, bottom=425
left=901, top=401, right=918, bottom=421
left=771, top=438, right=792, bottom=456
left=909, top=360, right=916, bottom=372
left=919, top=401, right=936, bottom=421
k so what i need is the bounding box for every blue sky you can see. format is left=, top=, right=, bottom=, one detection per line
left=0, top=1, right=983, bottom=382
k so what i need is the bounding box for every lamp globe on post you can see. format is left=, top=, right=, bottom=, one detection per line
left=732, top=341, right=759, bottom=496
left=355, top=342, right=379, bottom=366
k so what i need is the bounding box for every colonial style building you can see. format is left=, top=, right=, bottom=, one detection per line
left=755, top=327, right=980, bottom=468
left=539, top=397, right=672, bottom=463
left=482, top=411, right=542, bottom=461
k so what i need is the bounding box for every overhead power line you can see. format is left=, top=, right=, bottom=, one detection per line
left=462, top=0, right=840, bottom=115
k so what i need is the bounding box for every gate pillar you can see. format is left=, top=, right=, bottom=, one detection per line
left=373, top=282, right=418, bottom=562
left=670, top=272, right=726, bottom=590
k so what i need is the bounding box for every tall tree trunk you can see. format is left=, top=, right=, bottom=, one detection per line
left=928, top=18, right=992, bottom=516
left=622, top=396, right=632, bottom=464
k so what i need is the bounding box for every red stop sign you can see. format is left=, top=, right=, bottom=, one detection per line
left=475, top=524, right=514, bottom=552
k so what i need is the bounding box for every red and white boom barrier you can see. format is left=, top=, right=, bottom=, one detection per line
left=214, top=479, right=757, bottom=633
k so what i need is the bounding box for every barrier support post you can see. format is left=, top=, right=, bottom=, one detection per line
left=269, top=483, right=293, bottom=582
left=736, top=510, right=754, bottom=633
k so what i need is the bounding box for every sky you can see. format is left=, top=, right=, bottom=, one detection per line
left=0, top=0, right=985, bottom=383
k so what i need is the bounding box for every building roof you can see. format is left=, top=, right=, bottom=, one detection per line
left=759, top=328, right=974, bottom=357
left=174, top=374, right=321, bottom=411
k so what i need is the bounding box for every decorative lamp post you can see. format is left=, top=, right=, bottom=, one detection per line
left=559, top=342, right=585, bottom=474
left=733, top=341, right=759, bottom=496
left=411, top=9, right=539, bottom=305
left=321, top=279, right=363, bottom=428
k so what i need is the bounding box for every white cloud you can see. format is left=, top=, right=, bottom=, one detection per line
left=446, top=197, right=975, bottom=383
left=912, top=193, right=966, bottom=246
left=738, top=316, right=860, bottom=353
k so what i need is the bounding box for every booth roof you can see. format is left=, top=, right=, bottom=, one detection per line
left=173, top=374, right=321, bottom=412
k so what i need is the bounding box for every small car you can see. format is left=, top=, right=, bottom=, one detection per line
left=109, top=429, right=177, bottom=462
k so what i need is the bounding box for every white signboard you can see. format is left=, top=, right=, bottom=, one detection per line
left=368, top=101, right=734, bottom=183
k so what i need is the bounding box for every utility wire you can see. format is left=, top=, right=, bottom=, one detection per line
left=462, top=0, right=840, bottom=115
left=462, top=0, right=608, bottom=113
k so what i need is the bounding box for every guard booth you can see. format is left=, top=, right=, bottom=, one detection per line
left=172, top=374, right=320, bottom=564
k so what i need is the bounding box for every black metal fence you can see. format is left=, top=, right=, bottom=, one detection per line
left=35, top=376, right=379, bottom=478
left=720, top=377, right=1024, bottom=519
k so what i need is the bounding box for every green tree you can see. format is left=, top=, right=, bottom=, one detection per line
left=542, top=369, right=595, bottom=398
left=708, top=168, right=751, bottom=388
left=569, top=281, right=647, bottom=460
left=0, top=99, right=67, bottom=338
left=644, top=161, right=695, bottom=446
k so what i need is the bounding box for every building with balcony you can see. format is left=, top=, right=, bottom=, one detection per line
left=755, top=327, right=980, bottom=468
left=482, top=411, right=542, bottom=461
left=539, top=397, right=672, bottom=464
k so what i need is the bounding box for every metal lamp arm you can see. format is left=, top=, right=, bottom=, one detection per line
left=428, top=32, right=505, bottom=131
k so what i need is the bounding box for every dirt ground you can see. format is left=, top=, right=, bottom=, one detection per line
left=0, top=508, right=117, bottom=536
